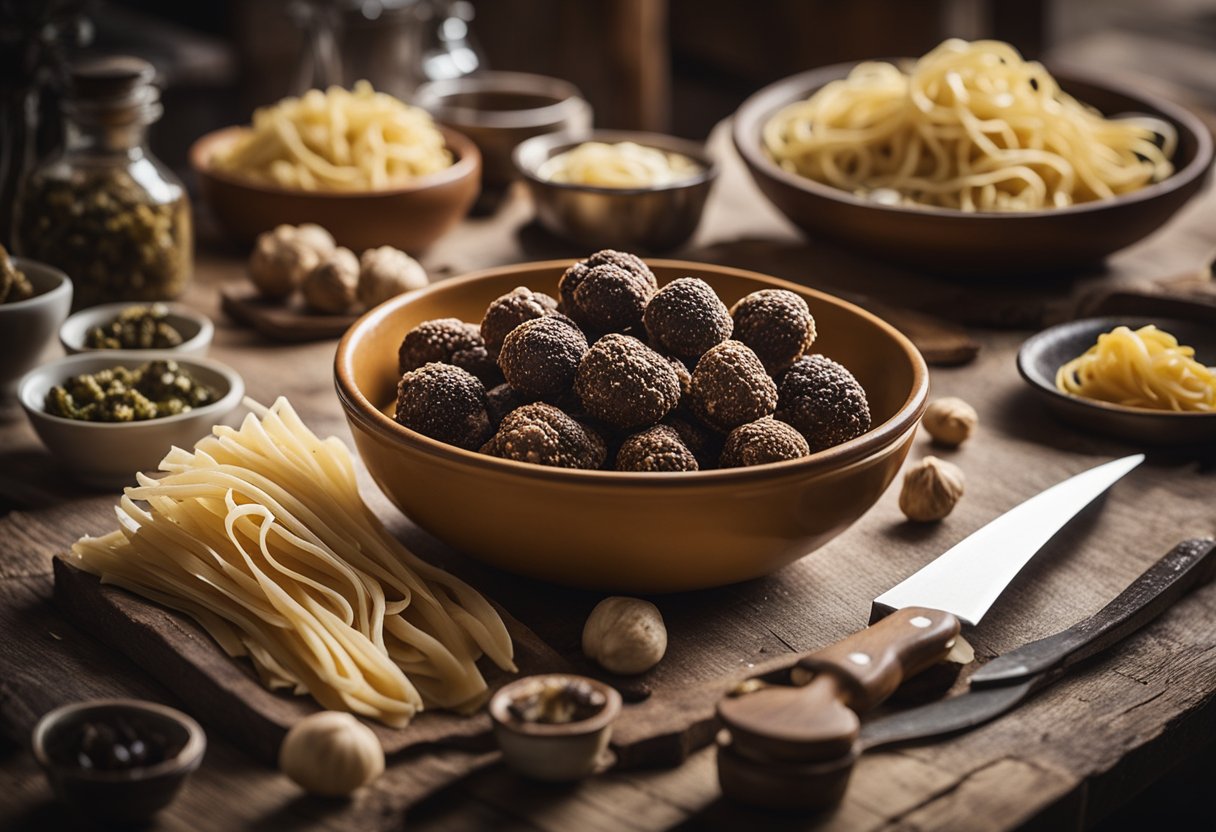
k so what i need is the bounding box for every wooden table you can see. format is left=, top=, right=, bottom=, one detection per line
left=2, top=119, right=1215, bottom=832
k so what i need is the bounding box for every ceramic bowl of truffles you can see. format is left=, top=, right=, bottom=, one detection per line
left=514, top=131, right=718, bottom=251
left=18, top=351, right=245, bottom=488
left=0, top=249, right=73, bottom=395
left=335, top=252, right=928, bottom=592
left=59, top=302, right=213, bottom=356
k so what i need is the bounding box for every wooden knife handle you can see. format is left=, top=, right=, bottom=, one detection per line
left=717, top=607, right=960, bottom=763
left=794, top=607, right=961, bottom=711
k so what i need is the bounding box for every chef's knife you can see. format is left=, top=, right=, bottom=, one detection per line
left=715, top=453, right=1144, bottom=809
left=857, top=537, right=1216, bottom=751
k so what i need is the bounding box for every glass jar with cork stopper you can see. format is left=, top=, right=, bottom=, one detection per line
left=14, top=56, right=192, bottom=308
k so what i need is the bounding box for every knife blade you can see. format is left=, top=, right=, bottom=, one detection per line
left=715, top=453, right=1144, bottom=810
left=858, top=537, right=1216, bottom=751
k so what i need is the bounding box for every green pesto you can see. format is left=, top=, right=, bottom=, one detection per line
left=45, top=360, right=216, bottom=423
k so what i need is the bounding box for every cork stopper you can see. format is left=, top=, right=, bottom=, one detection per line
left=64, top=56, right=161, bottom=125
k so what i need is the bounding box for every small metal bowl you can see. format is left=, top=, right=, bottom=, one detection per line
left=514, top=130, right=718, bottom=252
left=32, top=698, right=206, bottom=824
left=59, top=302, right=214, bottom=356
left=1017, top=316, right=1216, bottom=445
left=488, top=674, right=622, bottom=781
left=415, top=72, right=592, bottom=204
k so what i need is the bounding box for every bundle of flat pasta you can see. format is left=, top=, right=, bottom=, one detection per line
left=71, top=397, right=515, bottom=727
left=763, top=39, right=1176, bottom=212
left=1056, top=324, right=1216, bottom=412
left=212, top=81, right=452, bottom=191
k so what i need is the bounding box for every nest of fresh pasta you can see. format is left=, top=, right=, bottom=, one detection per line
left=763, top=39, right=1177, bottom=212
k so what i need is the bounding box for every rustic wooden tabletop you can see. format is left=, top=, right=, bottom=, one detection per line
left=2, top=116, right=1215, bottom=832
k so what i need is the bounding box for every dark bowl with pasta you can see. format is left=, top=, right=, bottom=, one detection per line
left=1018, top=316, right=1216, bottom=445
left=733, top=59, right=1214, bottom=277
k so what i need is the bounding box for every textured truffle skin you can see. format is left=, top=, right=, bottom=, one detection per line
left=485, top=383, right=535, bottom=426
left=395, top=363, right=491, bottom=450
left=398, top=318, right=484, bottom=375
left=664, top=415, right=722, bottom=468
left=615, top=425, right=699, bottom=472
left=575, top=334, right=681, bottom=430
left=777, top=354, right=871, bottom=451
left=450, top=345, right=503, bottom=387
left=497, top=316, right=589, bottom=400
left=559, top=250, right=658, bottom=333
left=665, top=354, right=692, bottom=402
left=719, top=418, right=810, bottom=468
left=730, top=290, right=817, bottom=374
left=480, top=286, right=559, bottom=353
left=643, top=277, right=733, bottom=359
left=480, top=403, right=606, bottom=469
left=689, top=340, right=778, bottom=431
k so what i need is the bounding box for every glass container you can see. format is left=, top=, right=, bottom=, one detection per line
left=15, top=56, right=192, bottom=309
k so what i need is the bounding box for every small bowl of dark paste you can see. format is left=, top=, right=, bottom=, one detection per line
left=32, top=698, right=206, bottom=824
left=60, top=301, right=213, bottom=356
left=489, top=674, right=622, bottom=781
left=18, top=351, right=244, bottom=488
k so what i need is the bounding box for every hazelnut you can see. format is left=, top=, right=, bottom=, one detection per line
left=248, top=224, right=335, bottom=299
left=358, top=245, right=428, bottom=308
left=898, top=456, right=964, bottom=522
left=302, top=247, right=359, bottom=313
left=922, top=397, right=977, bottom=447
left=582, top=597, right=667, bottom=675
left=278, top=711, right=384, bottom=796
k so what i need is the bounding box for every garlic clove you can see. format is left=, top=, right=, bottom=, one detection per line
left=279, top=711, right=384, bottom=797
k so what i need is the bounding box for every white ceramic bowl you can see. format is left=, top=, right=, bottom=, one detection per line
left=0, top=258, right=72, bottom=395
left=59, top=302, right=214, bottom=356
left=18, top=351, right=245, bottom=488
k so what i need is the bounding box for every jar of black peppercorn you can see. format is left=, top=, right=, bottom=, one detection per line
left=14, top=56, right=192, bottom=309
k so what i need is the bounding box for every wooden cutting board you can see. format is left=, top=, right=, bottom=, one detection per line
left=220, top=286, right=360, bottom=342
left=51, top=558, right=774, bottom=770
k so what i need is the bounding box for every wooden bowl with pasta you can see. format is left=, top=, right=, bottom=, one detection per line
left=1018, top=316, right=1216, bottom=445
left=733, top=44, right=1213, bottom=277
left=190, top=124, right=480, bottom=254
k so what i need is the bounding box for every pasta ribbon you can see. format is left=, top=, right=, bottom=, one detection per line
left=213, top=81, right=452, bottom=192
left=1056, top=325, right=1216, bottom=412
left=71, top=397, right=515, bottom=726
left=538, top=141, right=700, bottom=188
left=763, top=39, right=1176, bottom=212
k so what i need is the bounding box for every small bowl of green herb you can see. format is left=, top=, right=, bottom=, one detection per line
left=17, top=352, right=244, bottom=488
left=0, top=253, right=73, bottom=395
left=59, top=302, right=213, bottom=356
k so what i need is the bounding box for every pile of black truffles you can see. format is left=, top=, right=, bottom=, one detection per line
left=393, top=250, right=871, bottom=471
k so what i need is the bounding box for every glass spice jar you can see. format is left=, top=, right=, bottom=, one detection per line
left=14, top=56, right=192, bottom=309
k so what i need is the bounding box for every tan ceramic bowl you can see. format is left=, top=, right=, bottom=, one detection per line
left=335, top=260, right=928, bottom=592
left=190, top=125, right=480, bottom=253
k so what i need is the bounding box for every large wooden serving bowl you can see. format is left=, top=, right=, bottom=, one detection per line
left=190, top=125, right=480, bottom=253
left=734, top=63, right=1214, bottom=277
left=335, top=261, right=928, bottom=592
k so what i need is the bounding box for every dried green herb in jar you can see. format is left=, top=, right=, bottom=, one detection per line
left=45, top=359, right=216, bottom=422
left=14, top=56, right=192, bottom=309
left=85, top=303, right=184, bottom=349
left=0, top=244, right=34, bottom=305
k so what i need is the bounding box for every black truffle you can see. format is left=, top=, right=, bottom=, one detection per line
left=730, top=290, right=817, bottom=374
left=497, top=316, right=589, bottom=401
left=689, top=340, right=778, bottom=432
left=395, top=363, right=491, bottom=450
left=574, top=334, right=681, bottom=430
left=719, top=418, right=810, bottom=468
left=559, top=251, right=657, bottom=332
left=615, top=425, right=699, bottom=472
left=643, top=277, right=733, bottom=359
left=777, top=354, right=871, bottom=451
left=480, top=286, right=560, bottom=353
left=398, top=318, right=484, bottom=375
left=485, top=383, right=535, bottom=426
left=665, top=354, right=692, bottom=403
left=480, top=403, right=606, bottom=469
